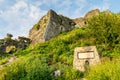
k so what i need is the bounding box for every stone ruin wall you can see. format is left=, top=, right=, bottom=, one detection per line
left=73, top=9, right=100, bottom=28
left=0, top=36, right=31, bottom=55
left=29, top=9, right=112, bottom=45
left=29, top=12, right=50, bottom=45
left=29, top=10, right=76, bottom=45
left=44, top=10, right=75, bottom=41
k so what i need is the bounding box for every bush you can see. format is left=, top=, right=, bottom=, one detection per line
left=0, top=55, right=52, bottom=80
left=88, top=13, right=120, bottom=49
left=35, top=23, right=40, bottom=30
left=86, top=61, right=120, bottom=80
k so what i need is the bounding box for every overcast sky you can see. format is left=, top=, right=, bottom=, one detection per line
left=0, top=0, right=120, bottom=39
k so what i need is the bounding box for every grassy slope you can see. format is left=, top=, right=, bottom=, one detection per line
left=0, top=13, right=120, bottom=80
left=0, top=28, right=89, bottom=80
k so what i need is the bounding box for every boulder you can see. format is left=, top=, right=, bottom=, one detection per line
left=53, top=70, right=63, bottom=77
left=6, top=46, right=16, bottom=53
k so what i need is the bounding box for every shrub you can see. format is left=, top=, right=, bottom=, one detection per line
left=86, top=61, right=120, bottom=80
left=88, top=13, right=120, bottom=49
left=0, top=55, right=52, bottom=80
left=35, top=23, right=40, bottom=30
left=0, top=58, right=8, bottom=65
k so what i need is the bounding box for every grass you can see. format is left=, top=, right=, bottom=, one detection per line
left=0, top=28, right=87, bottom=80
left=0, top=27, right=120, bottom=80
left=86, top=60, right=120, bottom=80
left=0, top=12, right=120, bottom=79
left=0, top=58, right=8, bottom=65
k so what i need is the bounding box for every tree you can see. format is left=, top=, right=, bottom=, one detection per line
left=4, top=33, right=13, bottom=42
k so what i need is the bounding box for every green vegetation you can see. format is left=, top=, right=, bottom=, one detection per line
left=88, top=13, right=120, bottom=49
left=0, top=28, right=86, bottom=80
left=86, top=61, right=120, bottom=80
left=35, top=23, right=40, bottom=30
left=0, top=12, right=120, bottom=80
left=0, top=58, right=8, bottom=65
left=87, top=13, right=120, bottom=58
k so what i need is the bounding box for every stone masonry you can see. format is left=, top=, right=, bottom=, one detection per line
left=29, top=9, right=75, bottom=45
left=29, top=9, right=112, bottom=45
left=73, top=46, right=100, bottom=72
left=73, top=9, right=100, bottom=28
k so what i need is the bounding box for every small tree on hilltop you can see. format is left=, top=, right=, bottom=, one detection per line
left=4, top=33, right=13, bottom=42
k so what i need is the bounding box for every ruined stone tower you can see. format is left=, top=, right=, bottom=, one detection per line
left=29, top=10, right=75, bottom=45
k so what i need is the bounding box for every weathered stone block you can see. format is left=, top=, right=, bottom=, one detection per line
left=6, top=46, right=16, bottom=53
left=73, top=46, right=100, bottom=72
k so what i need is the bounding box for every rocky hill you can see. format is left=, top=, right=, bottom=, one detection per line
left=29, top=9, right=107, bottom=45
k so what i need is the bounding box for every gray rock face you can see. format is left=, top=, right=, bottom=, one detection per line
left=29, top=10, right=75, bottom=45
left=73, top=46, right=100, bottom=72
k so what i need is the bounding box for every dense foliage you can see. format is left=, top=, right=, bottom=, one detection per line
left=88, top=13, right=120, bottom=49
left=0, top=28, right=86, bottom=80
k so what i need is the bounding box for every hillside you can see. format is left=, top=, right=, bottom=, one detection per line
left=0, top=10, right=120, bottom=80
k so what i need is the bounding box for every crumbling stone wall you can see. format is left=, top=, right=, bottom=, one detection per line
left=17, top=36, right=31, bottom=49
left=29, top=10, right=75, bottom=45
left=73, top=9, right=100, bottom=28
left=29, top=13, right=50, bottom=44
left=0, top=34, right=31, bottom=55
left=84, top=9, right=100, bottom=19
left=29, top=9, right=111, bottom=45
left=44, top=10, right=75, bottom=41
left=73, top=17, right=86, bottom=28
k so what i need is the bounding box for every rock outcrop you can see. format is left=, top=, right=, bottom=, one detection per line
left=29, top=10, right=75, bottom=45
left=0, top=34, right=31, bottom=55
